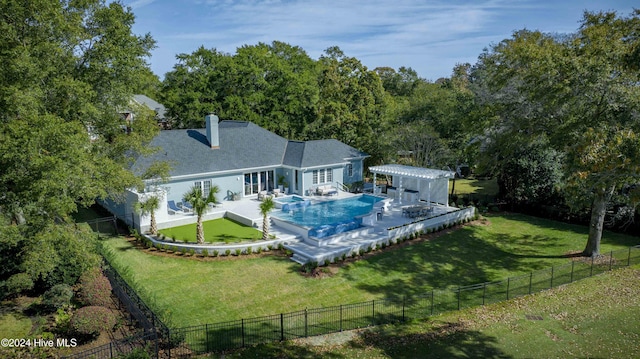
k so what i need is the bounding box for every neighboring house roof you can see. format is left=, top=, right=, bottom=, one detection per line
left=133, top=94, right=166, bottom=120
left=132, top=120, right=368, bottom=178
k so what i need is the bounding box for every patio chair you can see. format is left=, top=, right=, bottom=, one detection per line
left=168, top=200, right=187, bottom=214
left=181, top=201, right=193, bottom=212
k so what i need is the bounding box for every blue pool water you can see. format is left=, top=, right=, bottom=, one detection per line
left=273, top=194, right=383, bottom=228
left=277, top=195, right=304, bottom=203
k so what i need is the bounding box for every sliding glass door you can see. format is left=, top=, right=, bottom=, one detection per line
left=243, top=170, right=275, bottom=196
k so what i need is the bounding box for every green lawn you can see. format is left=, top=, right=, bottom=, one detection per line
left=229, top=266, right=640, bottom=359
left=449, top=178, right=499, bottom=197
left=100, top=213, right=639, bottom=328
left=158, top=218, right=262, bottom=243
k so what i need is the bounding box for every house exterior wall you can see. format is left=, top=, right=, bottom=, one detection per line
left=164, top=173, right=245, bottom=204
left=343, top=159, right=364, bottom=184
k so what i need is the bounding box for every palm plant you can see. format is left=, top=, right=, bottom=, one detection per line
left=183, top=184, right=219, bottom=244
left=259, top=196, right=275, bottom=241
left=134, top=195, right=160, bottom=235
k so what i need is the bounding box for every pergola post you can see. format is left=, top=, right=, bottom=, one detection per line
left=398, top=176, right=403, bottom=205
left=372, top=173, right=377, bottom=194
left=427, top=181, right=431, bottom=206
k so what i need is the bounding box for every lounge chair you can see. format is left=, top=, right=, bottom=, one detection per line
left=181, top=201, right=193, bottom=212
left=168, top=200, right=187, bottom=214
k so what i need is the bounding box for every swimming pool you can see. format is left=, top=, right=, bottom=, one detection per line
left=273, top=194, right=383, bottom=228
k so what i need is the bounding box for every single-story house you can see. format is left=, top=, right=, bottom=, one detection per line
left=101, top=114, right=368, bottom=231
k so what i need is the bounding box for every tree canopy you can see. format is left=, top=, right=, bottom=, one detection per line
left=471, top=10, right=640, bottom=256
left=0, top=0, right=157, bottom=297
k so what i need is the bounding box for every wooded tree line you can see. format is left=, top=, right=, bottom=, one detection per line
left=1, top=0, right=638, bottom=300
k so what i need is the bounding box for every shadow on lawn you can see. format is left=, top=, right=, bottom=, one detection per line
left=487, top=213, right=639, bottom=247
left=356, top=321, right=512, bottom=359
left=342, top=225, right=577, bottom=301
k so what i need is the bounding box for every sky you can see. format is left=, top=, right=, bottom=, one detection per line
left=124, top=0, right=638, bottom=81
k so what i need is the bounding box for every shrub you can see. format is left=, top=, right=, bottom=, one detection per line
left=71, top=306, right=116, bottom=337
left=42, top=284, right=74, bottom=311
left=118, top=348, right=151, bottom=359
left=246, top=246, right=252, bottom=255
left=341, top=253, right=347, bottom=261
left=188, top=248, right=195, bottom=256
left=267, top=244, right=273, bottom=251
left=213, top=250, right=219, bottom=257
left=3, top=273, right=34, bottom=298
left=172, top=235, right=177, bottom=241
left=78, top=268, right=112, bottom=307
left=277, top=243, right=284, bottom=250
left=201, top=249, right=209, bottom=257
left=256, top=247, right=262, bottom=254
left=180, top=247, right=186, bottom=255
left=225, top=249, right=231, bottom=256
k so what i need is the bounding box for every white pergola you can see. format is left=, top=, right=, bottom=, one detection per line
left=369, top=164, right=455, bottom=205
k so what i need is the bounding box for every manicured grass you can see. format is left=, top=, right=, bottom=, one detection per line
left=158, top=218, right=262, bottom=243
left=449, top=178, right=499, bottom=197
left=101, top=213, right=639, bottom=327
left=229, top=266, right=640, bottom=358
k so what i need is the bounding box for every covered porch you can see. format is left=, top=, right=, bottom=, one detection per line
left=368, top=164, right=455, bottom=206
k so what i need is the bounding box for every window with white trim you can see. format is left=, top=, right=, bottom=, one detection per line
left=347, top=163, right=353, bottom=177
left=194, top=180, right=212, bottom=197
left=312, top=168, right=333, bottom=184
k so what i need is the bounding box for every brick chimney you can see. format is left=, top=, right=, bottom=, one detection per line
left=205, top=113, right=219, bottom=149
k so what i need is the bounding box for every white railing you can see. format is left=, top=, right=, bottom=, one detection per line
left=336, top=182, right=349, bottom=192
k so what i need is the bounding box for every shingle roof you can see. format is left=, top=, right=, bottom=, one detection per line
left=133, top=94, right=166, bottom=120
left=285, top=139, right=368, bottom=168
left=132, top=121, right=368, bottom=178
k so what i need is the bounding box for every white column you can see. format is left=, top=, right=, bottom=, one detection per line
left=398, top=176, right=403, bottom=205
left=428, top=181, right=431, bottom=206
left=373, top=173, right=377, bottom=194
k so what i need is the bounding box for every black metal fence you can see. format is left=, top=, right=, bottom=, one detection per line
left=167, top=246, right=640, bottom=354
left=83, top=216, right=119, bottom=237
left=62, top=331, right=158, bottom=359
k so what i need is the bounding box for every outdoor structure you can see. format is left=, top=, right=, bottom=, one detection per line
left=369, top=164, right=454, bottom=206
left=100, top=114, right=368, bottom=232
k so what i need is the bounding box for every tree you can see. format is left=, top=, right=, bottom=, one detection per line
left=259, top=197, right=276, bottom=241
left=134, top=195, right=160, bottom=235
left=183, top=185, right=219, bottom=244
left=472, top=10, right=640, bottom=257
left=0, top=0, right=157, bottom=295
left=311, top=46, right=392, bottom=164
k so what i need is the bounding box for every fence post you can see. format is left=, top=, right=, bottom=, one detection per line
left=305, top=308, right=308, bottom=337
left=241, top=319, right=245, bottom=348
left=482, top=283, right=486, bottom=306
left=609, top=250, right=614, bottom=271
left=570, top=261, right=575, bottom=283
left=528, top=272, right=533, bottom=294
left=402, top=296, right=406, bottom=322
left=372, top=300, right=376, bottom=326
left=205, top=323, right=210, bottom=352
left=430, top=290, right=434, bottom=315
left=280, top=313, right=284, bottom=341
left=339, top=305, right=343, bottom=332
left=550, top=266, right=554, bottom=288
left=506, top=278, right=510, bottom=300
